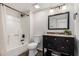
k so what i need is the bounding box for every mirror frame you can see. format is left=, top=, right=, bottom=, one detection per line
left=48, top=12, right=70, bottom=30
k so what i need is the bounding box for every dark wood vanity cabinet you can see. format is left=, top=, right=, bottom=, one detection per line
left=43, top=35, right=74, bottom=56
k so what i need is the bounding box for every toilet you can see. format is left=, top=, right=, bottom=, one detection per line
left=27, top=35, right=40, bottom=56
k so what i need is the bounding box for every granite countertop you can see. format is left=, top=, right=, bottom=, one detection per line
left=43, top=34, right=75, bottom=38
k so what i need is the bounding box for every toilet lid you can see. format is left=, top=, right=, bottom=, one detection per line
left=28, top=42, right=37, bottom=46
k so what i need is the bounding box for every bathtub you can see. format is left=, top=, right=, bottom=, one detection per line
left=4, top=43, right=28, bottom=56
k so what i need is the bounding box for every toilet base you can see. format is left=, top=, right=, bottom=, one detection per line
left=29, top=49, right=38, bottom=56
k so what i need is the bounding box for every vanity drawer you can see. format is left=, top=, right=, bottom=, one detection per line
left=46, top=37, right=65, bottom=50
left=56, top=44, right=70, bottom=52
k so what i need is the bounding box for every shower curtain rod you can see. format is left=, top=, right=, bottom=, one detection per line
left=0, top=3, right=29, bottom=16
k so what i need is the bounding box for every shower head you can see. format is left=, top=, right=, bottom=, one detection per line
left=20, top=13, right=25, bottom=17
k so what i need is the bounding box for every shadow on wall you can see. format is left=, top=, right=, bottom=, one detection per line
left=75, top=37, right=79, bottom=56
left=37, top=36, right=43, bottom=49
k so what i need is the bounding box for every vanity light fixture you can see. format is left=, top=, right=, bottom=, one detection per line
left=34, top=4, right=40, bottom=9
left=49, top=4, right=66, bottom=13
left=62, top=5, right=67, bottom=10
left=49, top=8, right=54, bottom=13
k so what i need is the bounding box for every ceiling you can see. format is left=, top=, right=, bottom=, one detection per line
left=4, top=3, right=64, bottom=13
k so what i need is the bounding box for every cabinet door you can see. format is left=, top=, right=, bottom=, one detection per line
left=54, top=37, right=67, bottom=52
left=47, top=36, right=55, bottom=49
left=64, top=37, right=74, bottom=55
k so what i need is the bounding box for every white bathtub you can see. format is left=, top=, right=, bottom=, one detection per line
left=4, top=43, right=28, bottom=56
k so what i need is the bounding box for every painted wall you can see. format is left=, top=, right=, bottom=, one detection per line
left=30, top=4, right=75, bottom=49
left=30, top=12, right=34, bottom=40
left=74, top=4, right=79, bottom=56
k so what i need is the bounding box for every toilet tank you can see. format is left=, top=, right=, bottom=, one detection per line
left=33, top=35, right=41, bottom=43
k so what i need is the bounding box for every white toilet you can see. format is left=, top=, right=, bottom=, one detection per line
left=28, top=35, right=40, bottom=56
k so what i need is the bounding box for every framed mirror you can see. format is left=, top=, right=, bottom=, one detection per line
left=48, top=12, right=69, bottom=30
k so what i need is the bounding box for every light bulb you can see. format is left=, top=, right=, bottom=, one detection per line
left=49, top=8, right=54, bottom=13
left=34, top=4, right=40, bottom=9
left=62, top=5, right=66, bottom=10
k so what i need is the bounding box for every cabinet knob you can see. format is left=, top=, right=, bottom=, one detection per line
left=66, top=40, right=69, bottom=42
left=46, top=38, right=47, bottom=40
left=54, top=38, right=56, bottom=40
left=61, top=47, right=65, bottom=49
